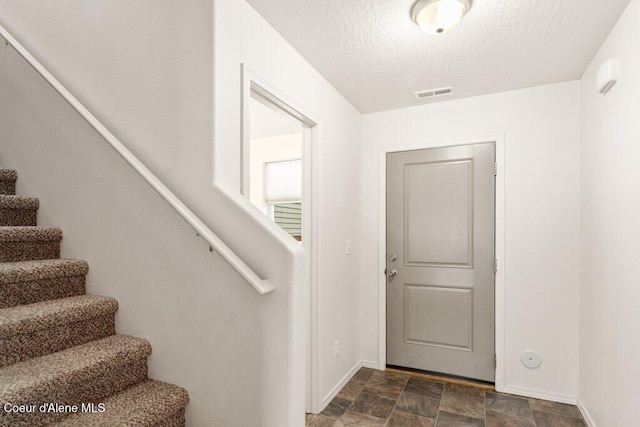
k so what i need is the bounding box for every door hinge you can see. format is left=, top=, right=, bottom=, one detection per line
left=494, top=354, right=497, bottom=369
left=494, top=161, right=497, bottom=176
left=494, top=259, right=498, bottom=273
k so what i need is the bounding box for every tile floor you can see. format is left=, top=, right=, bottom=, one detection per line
left=306, top=368, right=586, bottom=427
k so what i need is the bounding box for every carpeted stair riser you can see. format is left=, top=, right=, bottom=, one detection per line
left=0, top=335, right=151, bottom=426
left=0, top=226, right=62, bottom=262
left=0, top=208, right=37, bottom=227
left=0, top=196, right=38, bottom=227
left=0, top=314, right=115, bottom=368
left=0, top=296, right=118, bottom=367
left=0, top=241, right=60, bottom=262
left=0, top=276, right=86, bottom=309
left=0, top=181, right=16, bottom=196
left=55, top=380, right=190, bottom=426
left=0, top=169, right=17, bottom=196
left=0, top=259, right=88, bottom=309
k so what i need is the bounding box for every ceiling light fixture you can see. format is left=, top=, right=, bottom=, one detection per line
left=411, top=0, right=472, bottom=35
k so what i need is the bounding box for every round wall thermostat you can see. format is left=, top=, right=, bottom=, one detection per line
left=521, top=351, right=542, bottom=369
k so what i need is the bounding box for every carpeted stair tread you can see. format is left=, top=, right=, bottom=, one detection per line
left=0, top=335, right=151, bottom=426
left=0, top=335, right=151, bottom=392
left=0, top=194, right=39, bottom=209
left=55, top=380, right=189, bottom=426
left=0, top=295, right=117, bottom=338
left=0, top=226, right=62, bottom=241
left=0, top=295, right=118, bottom=367
left=0, top=259, right=88, bottom=284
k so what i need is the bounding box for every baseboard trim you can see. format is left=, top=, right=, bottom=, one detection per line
left=320, top=361, right=363, bottom=409
left=577, top=398, right=596, bottom=427
left=501, top=385, right=577, bottom=405
left=361, top=360, right=379, bottom=369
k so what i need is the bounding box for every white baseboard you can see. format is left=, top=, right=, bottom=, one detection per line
left=501, top=385, right=577, bottom=405
left=320, top=361, right=363, bottom=409
left=319, top=360, right=382, bottom=411
left=361, top=360, right=379, bottom=369
left=577, top=398, right=596, bottom=427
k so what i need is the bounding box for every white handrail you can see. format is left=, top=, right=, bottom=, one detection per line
left=0, top=24, right=275, bottom=295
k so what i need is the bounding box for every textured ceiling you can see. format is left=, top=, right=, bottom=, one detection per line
left=245, top=0, right=631, bottom=113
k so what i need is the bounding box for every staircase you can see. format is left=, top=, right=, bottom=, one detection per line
left=0, top=168, right=189, bottom=426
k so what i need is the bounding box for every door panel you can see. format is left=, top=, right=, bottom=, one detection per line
left=387, top=143, right=495, bottom=382
left=404, top=285, right=473, bottom=350
left=405, top=159, right=473, bottom=267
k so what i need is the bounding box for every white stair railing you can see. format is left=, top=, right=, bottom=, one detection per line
left=0, top=24, right=275, bottom=295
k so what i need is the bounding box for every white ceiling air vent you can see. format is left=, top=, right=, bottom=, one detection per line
left=414, top=87, right=454, bottom=100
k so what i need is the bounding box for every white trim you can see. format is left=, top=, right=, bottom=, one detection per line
left=320, top=361, right=364, bottom=409
left=377, top=134, right=506, bottom=389
left=377, top=148, right=387, bottom=370
left=501, top=385, right=577, bottom=405
left=318, top=359, right=381, bottom=411
left=0, top=24, right=275, bottom=295
left=239, top=65, right=322, bottom=415
left=494, top=135, right=506, bottom=392
left=577, top=398, right=597, bottom=427
left=362, top=360, right=381, bottom=370
left=306, top=122, right=321, bottom=414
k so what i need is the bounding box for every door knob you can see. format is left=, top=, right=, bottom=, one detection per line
left=388, top=269, right=398, bottom=277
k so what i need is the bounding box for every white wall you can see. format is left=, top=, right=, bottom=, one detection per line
left=361, top=81, right=582, bottom=401
left=0, top=0, right=363, bottom=422
left=579, top=1, right=640, bottom=425
left=0, top=2, right=305, bottom=426
left=214, top=0, right=363, bottom=411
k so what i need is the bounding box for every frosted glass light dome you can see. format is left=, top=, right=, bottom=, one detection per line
left=411, top=0, right=472, bottom=35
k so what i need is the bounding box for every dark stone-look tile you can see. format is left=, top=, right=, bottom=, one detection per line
left=306, top=413, right=345, bottom=427
left=439, top=392, right=485, bottom=420
left=528, top=398, right=583, bottom=419
left=404, top=377, right=445, bottom=399
left=361, top=370, right=408, bottom=400
left=375, top=369, right=410, bottom=383
left=339, top=410, right=387, bottom=426
left=336, top=380, right=365, bottom=403
left=321, top=396, right=351, bottom=419
left=532, top=410, right=586, bottom=427
left=350, top=368, right=375, bottom=385
left=396, top=391, right=441, bottom=418
left=485, top=391, right=532, bottom=418
left=388, top=410, right=436, bottom=427
left=348, top=392, right=396, bottom=420
left=436, top=411, right=485, bottom=427
left=445, top=383, right=486, bottom=399
left=486, top=410, right=536, bottom=427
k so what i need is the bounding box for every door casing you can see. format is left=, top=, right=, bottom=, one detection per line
left=240, top=64, right=321, bottom=413
left=377, top=134, right=506, bottom=391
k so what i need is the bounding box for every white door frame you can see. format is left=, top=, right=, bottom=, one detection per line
left=240, top=64, right=321, bottom=413
left=377, top=134, right=506, bottom=391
